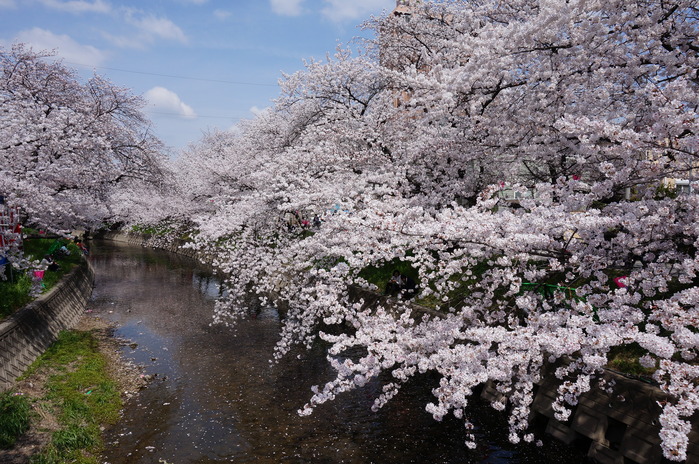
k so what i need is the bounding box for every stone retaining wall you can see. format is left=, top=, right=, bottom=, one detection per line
left=0, top=259, right=94, bottom=391
left=349, top=284, right=698, bottom=464
left=482, top=369, right=699, bottom=464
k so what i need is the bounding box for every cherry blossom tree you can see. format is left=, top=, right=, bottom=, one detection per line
left=0, top=44, right=167, bottom=238
left=144, top=0, right=698, bottom=460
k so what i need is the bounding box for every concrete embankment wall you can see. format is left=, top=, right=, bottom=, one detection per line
left=0, top=259, right=94, bottom=391
left=102, top=232, right=698, bottom=464
left=99, top=231, right=213, bottom=265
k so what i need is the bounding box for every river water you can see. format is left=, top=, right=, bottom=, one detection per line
left=89, top=240, right=589, bottom=464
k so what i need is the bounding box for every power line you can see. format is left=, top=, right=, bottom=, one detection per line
left=147, top=110, right=248, bottom=120
left=65, top=61, right=279, bottom=87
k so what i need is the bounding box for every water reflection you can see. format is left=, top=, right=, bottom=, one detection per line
left=192, top=273, right=225, bottom=300
left=89, top=241, right=589, bottom=464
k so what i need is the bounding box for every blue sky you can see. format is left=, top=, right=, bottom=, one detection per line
left=0, top=0, right=396, bottom=155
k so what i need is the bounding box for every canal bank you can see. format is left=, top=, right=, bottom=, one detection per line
left=99, top=230, right=212, bottom=264
left=0, top=241, right=163, bottom=463
left=0, top=314, right=148, bottom=464
left=0, top=258, right=94, bottom=391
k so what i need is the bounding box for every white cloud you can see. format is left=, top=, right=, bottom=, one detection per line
left=321, top=0, right=394, bottom=22
left=0, top=0, right=17, bottom=8
left=250, top=106, right=269, bottom=116
left=105, top=11, right=188, bottom=48
left=131, top=15, right=188, bottom=43
left=145, top=87, right=197, bottom=119
left=100, top=32, right=141, bottom=49
left=270, top=0, right=304, bottom=16
left=214, top=9, right=231, bottom=20
left=12, top=28, right=107, bottom=67
left=38, top=0, right=112, bottom=14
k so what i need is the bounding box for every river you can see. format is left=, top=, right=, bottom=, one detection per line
left=89, top=240, right=590, bottom=464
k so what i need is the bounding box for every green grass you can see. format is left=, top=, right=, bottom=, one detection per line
left=357, top=258, right=419, bottom=293
left=357, top=258, right=495, bottom=309
left=0, top=239, right=82, bottom=320
left=131, top=223, right=174, bottom=236
left=18, top=330, right=123, bottom=464
left=606, top=343, right=656, bottom=378
left=0, top=391, right=31, bottom=449
left=0, top=273, right=33, bottom=319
